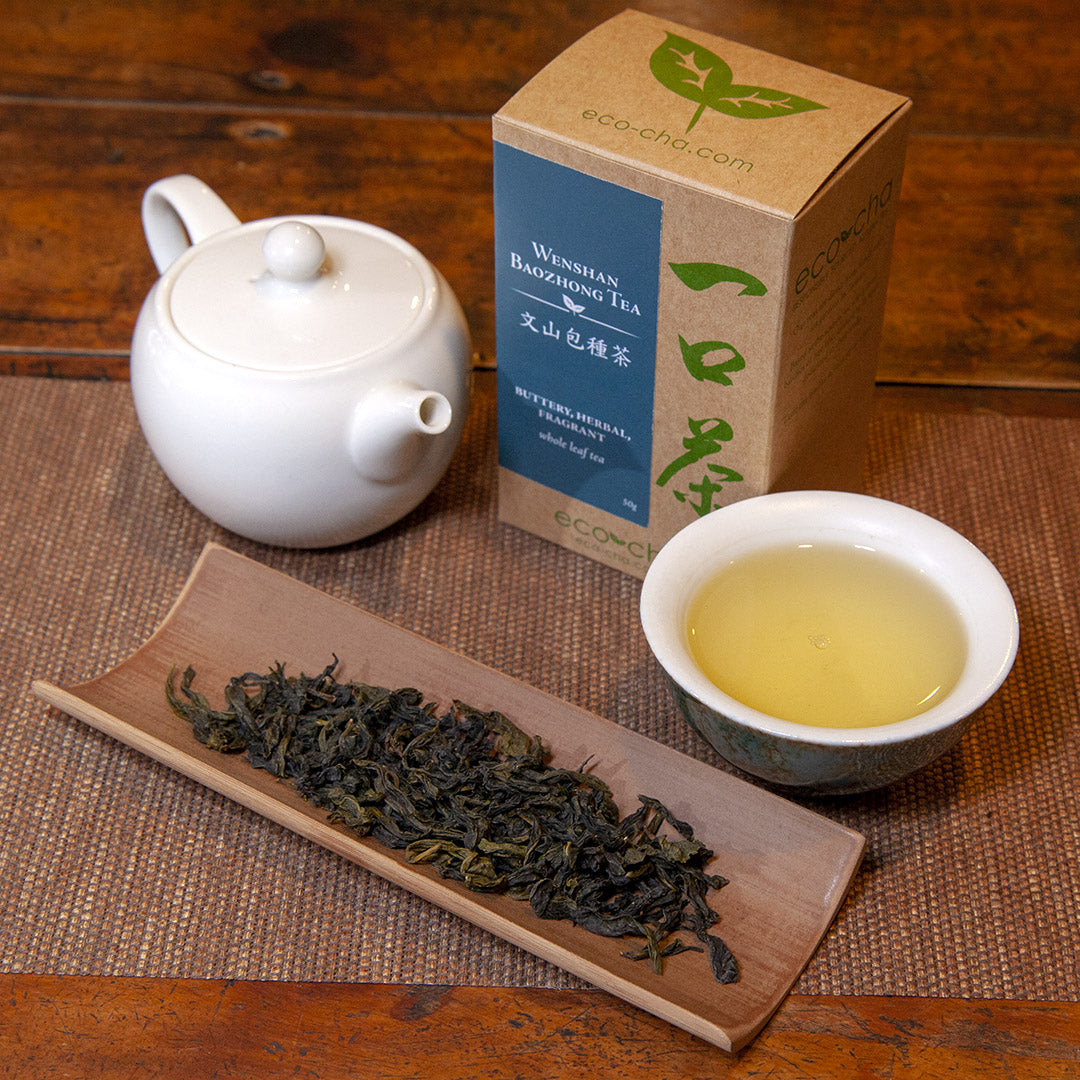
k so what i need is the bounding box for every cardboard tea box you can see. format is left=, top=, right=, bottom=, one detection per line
left=493, top=10, right=911, bottom=578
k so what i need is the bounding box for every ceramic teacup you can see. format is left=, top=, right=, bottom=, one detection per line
left=640, top=491, right=1019, bottom=795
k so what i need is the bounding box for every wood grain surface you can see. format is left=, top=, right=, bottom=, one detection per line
left=1, top=0, right=1077, bottom=388
left=5, top=976, right=1079, bottom=1080
left=1, top=0, right=1073, bottom=138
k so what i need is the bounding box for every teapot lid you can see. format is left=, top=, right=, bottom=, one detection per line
left=165, top=216, right=435, bottom=371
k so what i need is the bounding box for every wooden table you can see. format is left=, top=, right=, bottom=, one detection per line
left=2, top=2, right=1078, bottom=1076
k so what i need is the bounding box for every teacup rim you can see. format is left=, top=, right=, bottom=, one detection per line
left=639, top=491, right=1020, bottom=747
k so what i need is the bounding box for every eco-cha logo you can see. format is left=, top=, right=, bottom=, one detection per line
left=650, top=33, right=827, bottom=133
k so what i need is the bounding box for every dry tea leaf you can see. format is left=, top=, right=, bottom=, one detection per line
left=167, top=659, right=739, bottom=983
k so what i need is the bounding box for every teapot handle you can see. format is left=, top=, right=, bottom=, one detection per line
left=142, top=174, right=242, bottom=273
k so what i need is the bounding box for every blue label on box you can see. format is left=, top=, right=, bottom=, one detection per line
left=494, top=143, right=662, bottom=527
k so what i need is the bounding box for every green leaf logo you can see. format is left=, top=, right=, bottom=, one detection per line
left=650, top=33, right=827, bottom=132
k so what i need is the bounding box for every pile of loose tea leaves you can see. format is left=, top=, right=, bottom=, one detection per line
left=166, top=658, right=738, bottom=983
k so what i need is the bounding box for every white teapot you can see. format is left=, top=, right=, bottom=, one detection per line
left=130, top=175, right=472, bottom=547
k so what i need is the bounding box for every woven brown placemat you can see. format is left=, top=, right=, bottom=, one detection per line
left=1, top=377, right=1077, bottom=999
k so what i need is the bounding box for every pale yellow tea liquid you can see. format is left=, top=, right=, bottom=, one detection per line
left=686, top=542, right=968, bottom=728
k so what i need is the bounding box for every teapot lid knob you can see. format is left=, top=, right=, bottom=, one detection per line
left=263, top=220, right=326, bottom=282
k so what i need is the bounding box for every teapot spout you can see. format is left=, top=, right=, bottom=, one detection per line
left=348, top=383, right=453, bottom=484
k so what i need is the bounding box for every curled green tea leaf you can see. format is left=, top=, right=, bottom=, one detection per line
left=651, top=32, right=827, bottom=132
left=167, top=660, right=739, bottom=984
